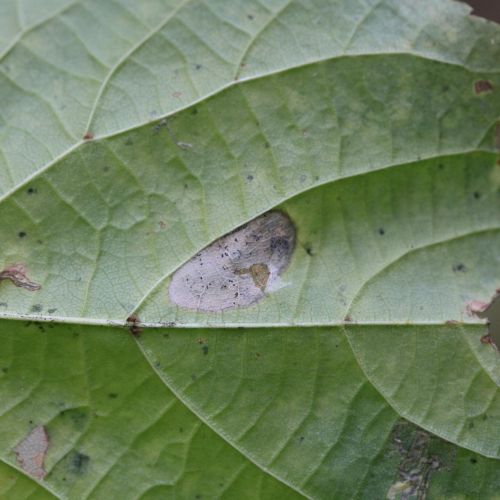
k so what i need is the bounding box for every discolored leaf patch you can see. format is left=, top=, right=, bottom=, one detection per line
left=14, top=426, right=49, bottom=480
left=0, top=264, right=41, bottom=292
left=169, top=211, right=295, bottom=312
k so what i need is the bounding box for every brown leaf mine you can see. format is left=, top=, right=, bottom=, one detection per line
left=169, top=211, right=295, bottom=312
left=14, top=426, right=49, bottom=480
left=0, top=264, right=41, bottom=291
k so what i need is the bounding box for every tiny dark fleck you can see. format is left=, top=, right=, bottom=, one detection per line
left=264, top=142, right=270, bottom=148
left=191, top=374, right=197, bottom=381
left=299, top=436, right=305, bottom=442
left=30, top=304, right=43, bottom=313
left=344, top=315, right=353, bottom=323
left=83, top=132, right=93, bottom=141
left=1, top=367, right=8, bottom=373
left=195, top=64, right=202, bottom=70
left=103, top=166, right=109, bottom=172
left=305, top=245, right=314, bottom=256
left=453, top=263, right=466, bottom=273
left=246, top=174, right=254, bottom=181
left=154, top=361, right=161, bottom=368
left=468, top=421, right=474, bottom=429
left=438, top=163, right=444, bottom=170
left=108, top=393, right=118, bottom=399
left=184, top=183, right=188, bottom=189
left=27, top=187, right=37, bottom=195
left=18, top=231, right=26, bottom=238
left=378, top=228, right=385, bottom=236
left=470, top=457, right=477, bottom=464
left=195, top=495, right=202, bottom=499
left=163, top=333, right=170, bottom=339
left=29, top=419, right=33, bottom=424
left=473, top=191, right=481, bottom=199
left=247, top=14, right=254, bottom=20
left=202, top=344, right=209, bottom=355
left=191, top=107, right=198, bottom=115
left=0, top=302, right=7, bottom=307
left=48, top=308, right=57, bottom=314
left=125, top=138, right=133, bottom=146
left=179, top=427, right=184, bottom=433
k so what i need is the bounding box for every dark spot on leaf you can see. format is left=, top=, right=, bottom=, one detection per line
left=305, top=245, right=314, bottom=256
left=27, top=187, right=37, bottom=195
left=18, top=231, right=26, bottom=238
left=344, top=315, right=353, bottom=323
left=0, top=302, right=7, bottom=307
left=124, top=138, right=133, bottom=146
left=201, top=345, right=209, bottom=355
left=452, top=263, right=466, bottom=272
left=70, top=452, right=90, bottom=474
left=470, top=457, right=477, bottom=464
left=30, top=304, right=42, bottom=313
left=108, top=393, right=118, bottom=399
left=83, top=132, right=93, bottom=140
left=264, top=142, right=270, bottom=148
left=246, top=174, right=254, bottom=181
left=378, top=228, right=385, bottom=235
left=48, top=308, right=57, bottom=314
left=474, top=80, right=493, bottom=94
left=247, top=14, right=254, bottom=20
left=2, top=367, right=8, bottom=373
left=195, top=64, right=202, bottom=70
left=473, top=191, right=481, bottom=199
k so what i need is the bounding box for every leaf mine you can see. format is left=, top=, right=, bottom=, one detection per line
left=0, top=264, right=41, bottom=291
left=169, top=211, right=295, bottom=312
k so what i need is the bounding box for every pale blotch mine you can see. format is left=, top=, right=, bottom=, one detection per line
left=169, top=211, right=295, bottom=312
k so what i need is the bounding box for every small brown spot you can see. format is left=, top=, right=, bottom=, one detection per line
left=83, top=132, right=93, bottom=140
left=474, top=80, right=493, bottom=94
left=480, top=334, right=498, bottom=351
left=0, top=264, right=41, bottom=291
left=126, top=315, right=142, bottom=337
left=445, top=320, right=460, bottom=325
left=159, top=221, right=167, bottom=229
left=344, top=315, right=353, bottom=323
left=14, top=426, right=49, bottom=480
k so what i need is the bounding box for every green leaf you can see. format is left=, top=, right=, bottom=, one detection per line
left=0, top=0, right=499, bottom=498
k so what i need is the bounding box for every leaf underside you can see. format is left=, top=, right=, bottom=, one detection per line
left=0, top=0, right=499, bottom=498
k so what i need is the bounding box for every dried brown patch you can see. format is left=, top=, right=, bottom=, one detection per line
left=474, top=80, right=493, bottom=94
left=14, top=426, right=49, bottom=480
left=169, top=211, right=295, bottom=312
left=0, top=264, right=41, bottom=291
left=83, top=132, right=94, bottom=140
